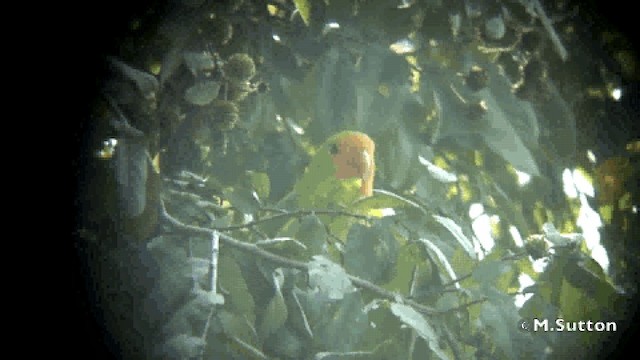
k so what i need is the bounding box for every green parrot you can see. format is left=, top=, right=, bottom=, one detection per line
left=294, top=131, right=376, bottom=210
left=268, top=131, right=376, bottom=254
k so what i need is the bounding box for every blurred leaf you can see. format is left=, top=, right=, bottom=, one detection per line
left=418, top=155, right=458, bottom=183
left=309, top=48, right=356, bottom=143
left=479, top=302, right=515, bottom=358
left=535, top=82, right=577, bottom=161
left=563, top=258, right=624, bottom=314
left=287, top=288, right=314, bottom=339
left=383, top=241, right=430, bottom=295
left=558, top=276, right=599, bottom=321
left=261, top=132, right=305, bottom=202
left=422, top=66, right=476, bottom=143
left=113, top=138, right=148, bottom=218
left=308, top=256, right=356, bottom=300
left=595, top=156, right=633, bottom=205
left=259, top=288, right=288, bottom=340
left=183, top=51, right=215, bottom=76
left=345, top=222, right=398, bottom=284
left=519, top=293, right=559, bottom=321
left=248, top=171, right=271, bottom=201
left=189, top=288, right=225, bottom=313
left=159, top=334, right=205, bottom=359
left=189, top=257, right=210, bottom=287
left=219, top=310, right=259, bottom=347
left=481, top=61, right=540, bottom=147
left=219, top=254, right=256, bottom=324
left=390, top=303, right=449, bottom=360
left=296, top=215, right=328, bottom=254
left=312, top=291, right=369, bottom=352
left=477, top=90, right=540, bottom=176
left=226, top=335, right=269, bottom=360
left=109, top=57, right=158, bottom=98
left=358, top=50, right=414, bottom=135
left=379, top=125, right=417, bottom=189
left=449, top=247, right=476, bottom=283
left=472, top=259, right=510, bottom=284
left=224, top=186, right=261, bottom=214
left=293, top=0, right=312, bottom=25
left=435, top=292, right=460, bottom=312
left=432, top=215, right=475, bottom=258
left=265, top=327, right=304, bottom=359
left=184, top=80, right=221, bottom=106
left=144, top=236, right=192, bottom=312
left=159, top=44, right=184, bottom=86
left=420, top=238, right=459, bottom=286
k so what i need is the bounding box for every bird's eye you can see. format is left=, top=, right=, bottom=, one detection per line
left=329, top=143, right=339, bottom=155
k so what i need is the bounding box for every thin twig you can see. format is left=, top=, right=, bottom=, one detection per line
left=161, top=200, right=308, bottom=269
left=440, top=251, right=527, bottom=289
left=213, top=209, right=371, bottom=231
left=532, top=0, right=568, bottom=61
left=441, top=272, right=473, bottom=289
left=199, top=305, right=216, bottom=360
left=437, top=297, right=488, bottom=314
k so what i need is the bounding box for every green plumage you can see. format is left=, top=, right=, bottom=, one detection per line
left=294, top=131, right=362, bottom=209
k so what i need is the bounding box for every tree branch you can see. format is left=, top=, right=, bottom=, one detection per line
left=159, top=200, right=437, bottom=315
left=212, top=208, right=371, bottom=231
left=438, top=297, right=488, bottom=314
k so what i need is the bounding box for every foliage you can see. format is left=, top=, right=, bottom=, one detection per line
left=80, top=0, right=639, bottom=359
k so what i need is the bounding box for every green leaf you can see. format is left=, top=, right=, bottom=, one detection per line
left=435, top=292, right=460, bottom=312
left=247, top=171, right=270, bottom=201
left=383, top=241, right=430, bottom=295
left=311, top=291, right=369, bottom=352
left=296, top=215, right=328, bottom=254
left=345, top=222, right=398, bottom=284
left=113, top=138, right=148, bottom=218
left=293, top=0, right=311, bottom=25
left=519, top=293, right=559, bottom=321
left=559, top=275, right=600, bottom=321
left=432, top=215, right=476, bottom=258
left=309, top=49, right=356, bottom=143
left=224, top=186, right=261, bottom=214
left=384, top=125, right=416, bottom=189
left=479, top=302, right=514, bottom=358
left=259, top=289, right=288, bottom=340
left=418, top=155, right=458, bottom=183
left=534, top=81, right=577, bottom=160
left=570, top=258, right=624, bottom=310
left=159, top=334, right=205, bottom=359
left=308, top=256, right=355, bottom=300
left=264, top=327, right=304, bottom=359
left=481, top=61, right=540, bottom=146
left=184, top=80, right=220, bottom=105
left=219, top=255, right=256, bottom=324
left=219, top=310, right=260, bottom=348
left=477, top=90, right=540, bottom=176
left=420, top=238, right=459, bottom=285
left=472, top=259, right=510, bottom=284
left=389, top=303, right=449, bottom=360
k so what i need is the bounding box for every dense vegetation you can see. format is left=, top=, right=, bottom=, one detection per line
left=75, top=0, right=639, bottom=358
